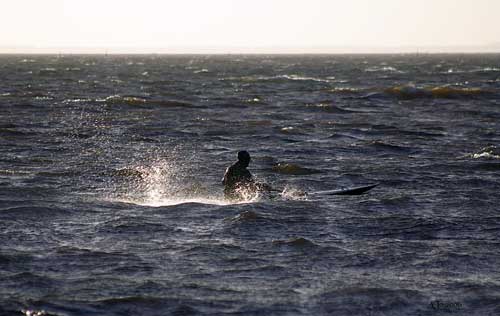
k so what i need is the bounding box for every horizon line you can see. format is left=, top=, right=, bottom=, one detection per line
left=1, top=44, right=500, bottom=55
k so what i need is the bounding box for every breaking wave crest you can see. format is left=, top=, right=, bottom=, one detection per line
left=271, top=163, right=321, bottom=175
left=384, top=85, right=493, bottom=99
left=329, top=85, right=496, bottom=99
left=223, top=74, right=334, bottom=83
left=102, top=95, right=194, bottom=107
left=468, top=146, right=500, bottom=160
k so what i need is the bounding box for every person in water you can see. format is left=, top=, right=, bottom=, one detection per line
left=222, top=151, right=268, bottom=200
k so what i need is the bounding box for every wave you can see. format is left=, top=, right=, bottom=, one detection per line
left=222, top=74, right=333, bottom=83
left=95, top=296, right=174, bottom=307
left=110, top=184, right=240, bottom=207
left=245, top=119, right=273, bottom=127
left=480, top=67, right=500, bottom=72
left=0, top=206, right=71, bottom=218
left=0, top=128, right=35, bottom=137
left=193, top=68, right=209, bottom=74
left=245, top=97, right=266, bottom=105
left=231, top=211, right=263, bottom=222
left=313, top=287, right=424, bottom=313
left=62, top=98, right=93, bottom=104
left=328, top=84, right=496, bottom=99
left=20, top=310, right=56, bottom=316
left=54, top=246, right=138, bottom=261
left=103, top=95, right=194, bottom=107
left=102, top=220, right=169, bottom=234
left=118, top=196, right=236, bottom=207
left=469, top=162, right=500, bottom=171
left=365, top=66, right=404, bottom=73
left=5, top=272, right=56, bottom=288
left=463, top=67, right=500, bottom=73
left=227, top=210, right=263, bottom=223
left=367, top=140, right=415, bottom=153
left=111, top=167, right=146, bottom=179
left=306, top=103, right=359, bottom=113
left=103, top=95, right=147, bottom=105
left=280, top=74, right=332, bottom=83
left=280, top=186, right=308, bottom=200
left=272, top=237, right=318, bottom=248
left=19, top=297, right=191, bottom=316
left=384, top=85, right=493, bottom=99
left=38, top=67, right=59, bottom=74
left=468, top=146, right=500, bottom=160
left=443, top=67, right=500, bottom=74
left=327, top=87, right=362, bottom=94
left=279, top=126, right=306, bottom=135
left=271, top=163, right=321, bottom=175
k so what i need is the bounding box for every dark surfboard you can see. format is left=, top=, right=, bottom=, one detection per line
left=311, top=184, right=378, bottom=196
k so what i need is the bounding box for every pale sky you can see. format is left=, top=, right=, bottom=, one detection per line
left=1, top=0, right=499, bottom=53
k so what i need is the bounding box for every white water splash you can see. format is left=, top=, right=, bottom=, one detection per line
left=108, top=157, right=260, bottom=207
left=280, top=185, right=308, bottom=200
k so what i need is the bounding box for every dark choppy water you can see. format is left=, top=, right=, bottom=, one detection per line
left=1, top=54, right=500, bottom=315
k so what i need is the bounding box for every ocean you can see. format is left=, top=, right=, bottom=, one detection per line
left=0, top=54, right=499, bottom=315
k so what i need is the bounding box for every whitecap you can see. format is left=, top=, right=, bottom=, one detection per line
left=280, top=74, right=332, bottom=83
left=365, top=66, right=404, bottom=73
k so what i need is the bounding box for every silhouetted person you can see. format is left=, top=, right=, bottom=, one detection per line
left=222, top=151, right=256, bottom=200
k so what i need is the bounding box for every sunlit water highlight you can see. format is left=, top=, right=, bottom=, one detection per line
left=106, top=158, right=264, bottom=206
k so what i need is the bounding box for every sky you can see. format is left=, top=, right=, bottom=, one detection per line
left=1, top=0, right=499, bottom=53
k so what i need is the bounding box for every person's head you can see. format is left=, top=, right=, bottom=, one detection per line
left=237, top=150, right=251, bottom=167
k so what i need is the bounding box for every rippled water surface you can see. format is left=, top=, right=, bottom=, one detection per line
left=1, top=54, right=500, bottom=315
